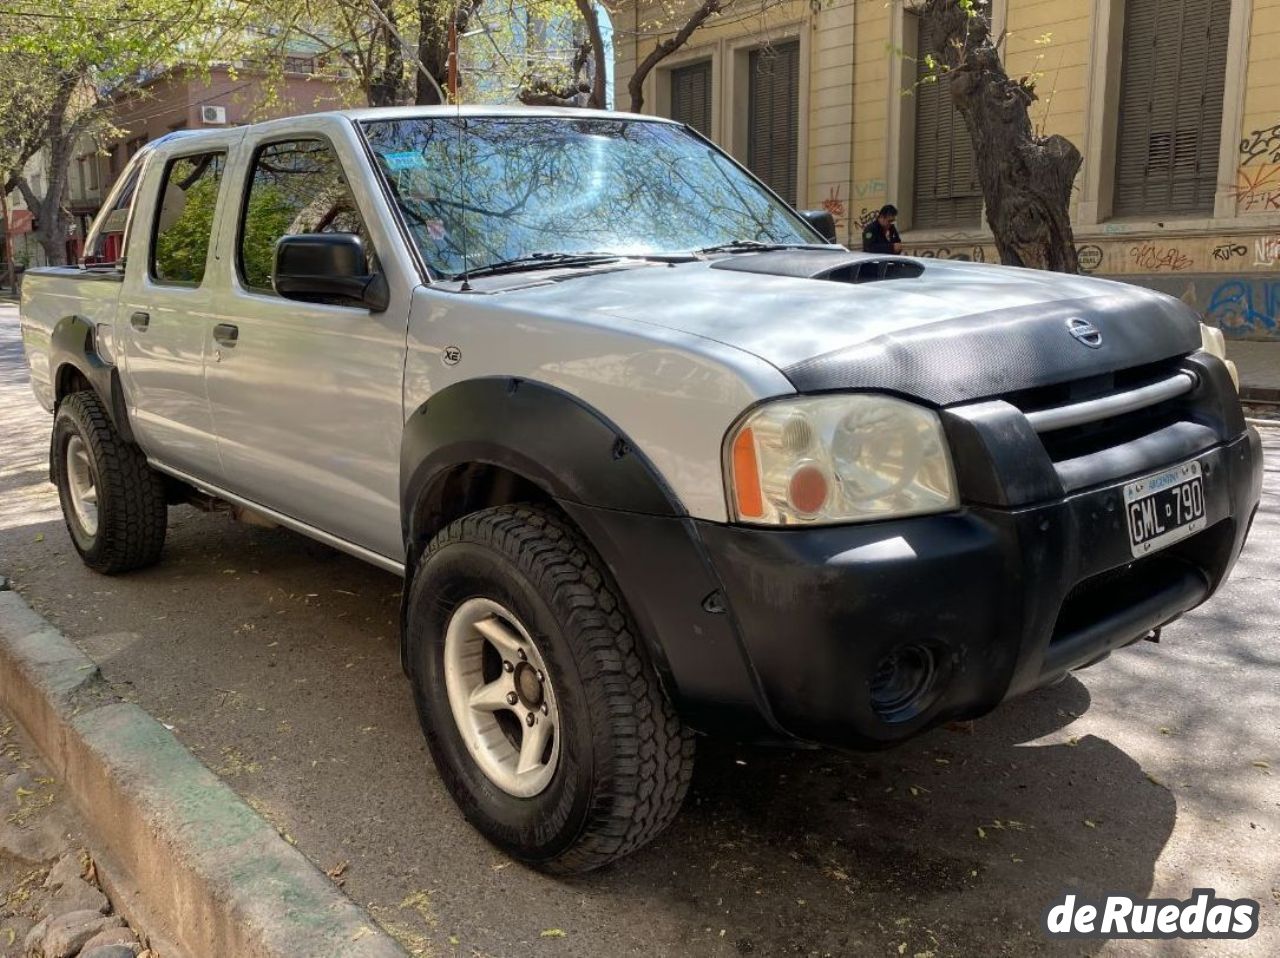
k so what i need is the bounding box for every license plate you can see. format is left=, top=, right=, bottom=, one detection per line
left=1123, top=461, right=1206, bottom=558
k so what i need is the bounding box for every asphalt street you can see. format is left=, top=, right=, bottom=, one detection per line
left=1, top=305, right=1277, bottom=956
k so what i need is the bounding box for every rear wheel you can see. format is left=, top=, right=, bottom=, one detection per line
left=52, top=391, right=167, bottom=574
left=406, top=504, right=694, bottom=873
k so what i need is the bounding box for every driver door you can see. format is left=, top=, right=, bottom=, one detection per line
left=204, top=132, right=410, bottom=562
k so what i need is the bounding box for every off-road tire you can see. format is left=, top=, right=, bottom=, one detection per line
left=52, top=391, right=167, bottom=574
left=406, top=504, right=695, bottom=873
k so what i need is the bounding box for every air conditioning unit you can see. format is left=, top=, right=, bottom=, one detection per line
left=200, top=105, right=227, bottom=126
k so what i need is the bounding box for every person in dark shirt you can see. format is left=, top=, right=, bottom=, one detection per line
left=862, top=204, right=903, bottom=254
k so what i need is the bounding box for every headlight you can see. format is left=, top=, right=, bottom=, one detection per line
left=1200, top=322, right=1239, bottom=391
left=725, top=394, right=959, bottom=525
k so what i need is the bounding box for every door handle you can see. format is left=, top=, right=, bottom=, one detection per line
left=212, top=323, right=239, bottom=347
left=130, top=311, right=150, bottom=331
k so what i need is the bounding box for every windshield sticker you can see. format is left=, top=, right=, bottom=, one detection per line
left=383, top=151, right=426, bottom=171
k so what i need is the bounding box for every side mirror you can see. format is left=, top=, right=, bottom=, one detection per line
left=800, top=209, right=839, bottom=244
left=273, top=233, right=390, bottom=312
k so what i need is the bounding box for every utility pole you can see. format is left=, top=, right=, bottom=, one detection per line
left=448, top=17, right=459, bottom=101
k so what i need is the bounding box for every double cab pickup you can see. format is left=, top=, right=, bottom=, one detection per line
left=20, top=107, right=1262, bottom=872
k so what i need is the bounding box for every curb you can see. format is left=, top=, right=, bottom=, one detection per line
left=0, top=590, right=409, bottom=958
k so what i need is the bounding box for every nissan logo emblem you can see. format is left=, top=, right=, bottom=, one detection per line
left=1067, top=318, right=1103, bottom=348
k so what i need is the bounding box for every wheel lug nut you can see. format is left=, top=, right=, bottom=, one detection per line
left=540, top=703, right=549, bottom=715
left=525, top=712, right=536, bottom=727
left=506, top=692, right=518, bottom=705
left=502, top=661, right=513, bottom=673
left=517, top=649, right=527, bottom=661
left=536, top=670, right=544, bottom=683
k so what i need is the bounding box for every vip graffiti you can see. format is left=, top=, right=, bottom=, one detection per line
left=1240, top=123, right=1280, bottom=166
left=852, top=178, right=887, bottom=199
left=1129, top=242, right=1192, bottom=272
left=1212, top=243, right=1248, bottom=261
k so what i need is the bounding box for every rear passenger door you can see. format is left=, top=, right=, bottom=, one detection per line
left=116, top=146, right=228, bottom=482
left=204, top=133, right=409, bottom=562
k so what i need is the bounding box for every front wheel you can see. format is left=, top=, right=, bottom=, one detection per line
left=52, top=391, right=167, bottom=574
left=406, top=505, right=694, bottom=874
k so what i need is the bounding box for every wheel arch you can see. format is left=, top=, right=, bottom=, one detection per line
left=399, top=377, right=688, bottom=685
left=49, top=315, right=136, bottom=445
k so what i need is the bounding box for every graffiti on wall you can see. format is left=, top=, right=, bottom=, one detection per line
left=1212, top=242, right=1249, bottom=261
left=852, top=179, right=887, bottom=199
left=1205, top=280, right=1280, bottom=334
left=912, top=246, right=987, bottom=262
left=1129, top=242, right=1193, bottom=272
left=821, top=185, right=847, bottom=230
left=1234, top=164, right=1280, bottom=212
left=1241, top=124, right=1280, bottom=166
left=1254, top=236, right=1280, bottom=267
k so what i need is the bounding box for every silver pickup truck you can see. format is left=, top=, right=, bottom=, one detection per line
left=19, top=106, right=1262, bottom=873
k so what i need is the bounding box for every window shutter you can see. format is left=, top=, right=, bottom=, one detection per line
left=670, top=60, right=712, bottom=137
left=1114, top=0, right=1229, bottom=217
left=911, top=18, right=982, bottom=229
left=747, top=41, right=800, bottom=206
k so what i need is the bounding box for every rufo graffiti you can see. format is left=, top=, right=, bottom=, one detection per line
left=1213, top=243, right=1249, bottom=261
left=1129, top=242, right=1193, bottom=272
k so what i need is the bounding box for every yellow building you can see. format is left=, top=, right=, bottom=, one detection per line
left=614, top=0, right=1280, bottom=340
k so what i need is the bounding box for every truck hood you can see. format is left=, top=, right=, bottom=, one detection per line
left=503, top=250, right=1202, bottom=405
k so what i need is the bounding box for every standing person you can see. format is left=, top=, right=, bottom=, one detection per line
left=862, top=204, right=903, bottom=254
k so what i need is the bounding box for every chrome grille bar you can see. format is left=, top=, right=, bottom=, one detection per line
left=1025, top=371, right=1198, bottom=435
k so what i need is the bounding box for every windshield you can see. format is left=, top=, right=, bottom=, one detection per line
left=359, top=116, right=819, bottom=279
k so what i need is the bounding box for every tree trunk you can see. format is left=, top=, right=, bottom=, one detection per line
left=627, top=0, right=725, bottom=114
left=921, top=0, right=1082, bottom=273
left=575, top=0, right=607, bottom=109
left=368, top=0, right=408, bottom=107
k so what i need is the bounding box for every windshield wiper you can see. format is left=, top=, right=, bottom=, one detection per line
left=455, top=251, right=622, bottom=280
left=695, top=240, right=812, bottom=255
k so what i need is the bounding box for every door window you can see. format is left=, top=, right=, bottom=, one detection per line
left=150, top=151, right=226, bottom=286
left=238, top=138, right=372, bottom=292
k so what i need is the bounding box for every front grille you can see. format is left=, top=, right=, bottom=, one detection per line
left=1005, top=356, right=1195, bottom=463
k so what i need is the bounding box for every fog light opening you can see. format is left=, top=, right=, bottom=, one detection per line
left=870, top=644, right=942, bottom=724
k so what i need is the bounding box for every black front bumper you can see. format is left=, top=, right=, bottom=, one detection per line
left=564, top=422, right=1262, bottom=752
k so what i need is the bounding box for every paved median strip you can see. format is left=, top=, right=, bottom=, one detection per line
left=0, top=587, right=408, bottom=958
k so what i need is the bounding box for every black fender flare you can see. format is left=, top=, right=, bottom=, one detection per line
left=49, top=315, right=135, bottom=445
left=400, top=376, right=685, bottom=543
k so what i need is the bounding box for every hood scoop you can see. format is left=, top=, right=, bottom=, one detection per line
left=709, top=249, right=924, bottom=284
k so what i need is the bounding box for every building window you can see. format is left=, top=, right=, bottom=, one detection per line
left=746, top=40, right=800, bottom=206
left=669, top=60, right=712, bottom=137
left=911, top=15, right=981, bottom=229
left=1113, top=0, right=1230, bottom=217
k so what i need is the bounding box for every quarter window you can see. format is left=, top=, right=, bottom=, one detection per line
left=151, top=151, right=225, bottom=286
left=238, top=138, right=372, bottom=292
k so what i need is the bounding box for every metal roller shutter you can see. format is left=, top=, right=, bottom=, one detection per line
left=912, top=16, right=982, bottom=229
left=670, top=60, right=712, bottom=137
left=747, top=40, right=800, bottom=206
left=1114, top=0, right=1229, bottom=216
